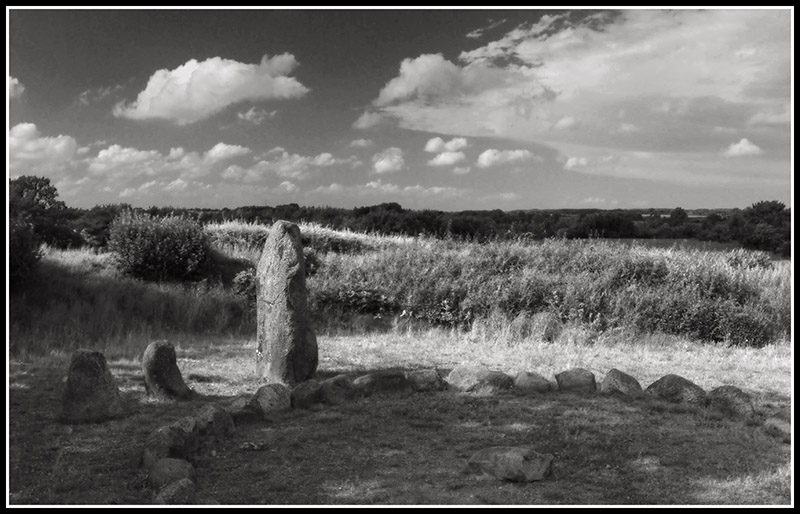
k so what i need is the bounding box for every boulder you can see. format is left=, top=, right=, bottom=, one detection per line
left=600, top=369, right=643, bottom=397
left=353, top=372, right=411, bottom=397
left=763, top=417, right=791, bottom=443
left=290, top=380, right=324, bottom=409
left=142, top=417, right=200, bottom=470
left=645, top=374, right=707, bottom=406
left=468, top=447, right=554, bottom=482
left=222, top=395, right=262, bottom=425
left=142, top=341, right=193, bottom=401
left=255, top=220, right=318, bottom=386
left=446, top=365, right=514, bottom=393
left=61, top=349, right=124, bottom=423
left=154, top=478, right=196, bottom=505
left=249, top=383, right=291, bottom=419
left=194, top=404, right=235, bottom=438
left=148, top=458, right=195, bottom=490
left=708, top=386, right=755, bottom=418
left=514, top=371, right=551, bottom=394
left=555, top=368, right=597, bottom=394
left=405, top=369, right=448, bottom=392
left=319, top=374, right=359, bottom=405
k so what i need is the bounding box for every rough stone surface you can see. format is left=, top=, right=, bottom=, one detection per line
left=763, top=417, right=791, bottom=442
left=148, top=458, right=195, bottom=490
left=353, top=372, right=412, bottom=397
left=255, top=220, right=318, bottom=386
left=61, top=349, right=124, bottom=423
left=155, top=478, right=196, bottom=505
left=194, top=404, right=235, bottom=438
left=708, top=386, right=755, bottom=418
left=645, top=374, right=707, bottom=406
left=555, top=368, right=597, bottom=394
left=290, top=380, right=324, bottom=409
left=600, top=369, right=643, bottom=397
left=405, top=369, right=448, bottom=392
left=319, top=374, right=359, bottom=405
left=446, top=365, right=514, bottom=393
left=514, top=371, right=551, bottom=394
left=468, top=447, right=554, bottom=482
left=249, top=383, right=291, bottom=418
left=142, top=341, right=193, bottom=400
left=142, top=417, right=200, bottom=470
left=223, top=395, right=262, bottom=425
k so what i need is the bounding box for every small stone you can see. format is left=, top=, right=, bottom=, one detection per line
left=468, top=446, right=554, bottom=482
left=194, top=404, right=235, bottom=438
left=154, top=478, right=196, bottom=505
left=555, top=368, right=597, bottom=394
left=222, top=395, right=262, bottom=425
left=61, top=350, right=124, bottom=423
left=319, top=374, right=359, bottom=405
left=708, top=385, right=755, bottom=418
left=514, top=371, right=551, bottom=394
left=600, top=369, right=643, bottom=397
left=290, top=380, right=324, bottom=409
left=142, top=341, right=193, bottom=401
left=142, top=417, right=200, bottom=470
left=249, top=383, right=291, bottom=419
left=405, top=369, right=448, bottom=392
left=148, top=458, right=195, bottom=490
left=446, top=365, right=514, bottom=393
left=353, top=372, right=411, bottom=397
left=645, top=374, right=707, bottom=406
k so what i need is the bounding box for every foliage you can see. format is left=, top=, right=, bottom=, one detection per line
left=9, top=218, right=43, bottom=287
left=108, top=210, right=210, bottom=282
left=10, top=175, right=82, bottom=248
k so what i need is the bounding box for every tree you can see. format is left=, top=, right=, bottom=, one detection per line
left=9, top=175, right=81, bottom=248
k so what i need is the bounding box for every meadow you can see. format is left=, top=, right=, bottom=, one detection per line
left=7, top=220, right=793, bottom=505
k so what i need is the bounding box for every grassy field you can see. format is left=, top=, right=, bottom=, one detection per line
left=7, top=221, right=793, bottom=505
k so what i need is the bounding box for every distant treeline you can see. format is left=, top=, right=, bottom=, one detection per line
left=10, top=175, right=792, bottom=257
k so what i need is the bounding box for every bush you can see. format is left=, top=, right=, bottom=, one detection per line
left=109, top=210, right=210, bottom=282
left=9, top=218, right=43, bottom=286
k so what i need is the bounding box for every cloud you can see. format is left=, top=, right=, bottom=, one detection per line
left=349, top=138, right=374, bottom=148
left=453, top=166, right=472, bottom=175
left=9, top=123, right=78, bottom=174
left=617, top=123, right=639, bottom=133
left=748, top=105, right=790, bottom=126
left=466, top=18, right=508, bottom=40
left=428, top=151, right=466, bottom=167
left=237, top=106, right=278, bottom=125
left=77, top=84, right=123, bottom=106
left=204, top=142, right=251, bottom=162
left=722, top=138, right=763, bottom=157
left=553, top=116, right=577, bottom=130
left=114, top=54, right=309, bottom=124
left=424, top=136, right=469, bottom=153
left=476, top=149, right=535, bottom=168
left=353, top=111, right=387, bottom=129
left=222, top=148, right=354, bottom=182
left=563, top=156, right=589, bottom=171
left=372, top=147, right=405, bottom=174
left=9, top=76, right=25, bottom=99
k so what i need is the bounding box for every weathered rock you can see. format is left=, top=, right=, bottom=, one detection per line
left=405, top=369, right=448, bottom=392
left=222, top=395, right=262, bottom=425
left=194, top=404, right=235, bottom=438
left=468, top=447, right=554, bottom=482
left=142, top=417, right=200, bottom=470
left=600, top=369, right=643, bottom=397
left=514, top=371, right=551, bottom=394
left=446, top=365, right=514, bottom=393
left=290, top=380, right=324, bottom=409
left=555, top=368, right=597, bottom=394
left=154, top=478, right=196, bottom=505
left=142, top=341, right=193, bottom=401
left=645, top=374, right=707, bottom=406
left=353, top=372, right=412, bottom=397
left=255, top=220, right=318, bottom=386
left=249, top=383, right=291, bottom=419
left=148, top=458, right=195, bottom=490
left=763, top=417, right=791, bottom=442
left=61, top=349, right=124, bottom=423
left=319, top=374, right=359, bottom=405
left=708, top=386, right=755, bottom=417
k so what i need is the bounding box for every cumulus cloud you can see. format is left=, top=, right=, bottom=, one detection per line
left=349, top=138, right=374, bottom=148
left=114, top=54, right=309, bottom=125
left=237, top=106, right=277, bottom=125
left=223, top=148, right=354, bottom=182
left=372, top=147, right=405, bottom=174
left=453, top=166, right=472, bottom=175
left=9, top=76, right=25, bottom=99
left=563, top=156, right=589, bottom=171
left=553, top=116, right=577, bottom=130
left=428, top=151, right=466, bottom=167
left=353, top=111, right=387, bottom=130
left=424, top=136, right=469, bottom=153
left=77, top=84, right=123, bottom=106
left=476, top=149, right=534, bottom=168
left=204, top=142, right=251, bottom=162
left=722, top=138, right=763, bottom=157
left=9, top=123, right=78, bottom=174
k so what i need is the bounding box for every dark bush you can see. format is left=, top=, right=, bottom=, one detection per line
left=108, top=210, right=210, bottom=282
left=9, top=218, right=43, bottom=287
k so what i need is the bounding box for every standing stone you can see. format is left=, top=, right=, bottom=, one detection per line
left=142, top=341, right=193, bottom=400
left=468, top=447, right=554, bottom=482
left=555, top=368, right=597, bottom=394
left=514, top=371, right=551, bottom=394
left=600, top=369, right=643, bottom=397
left=645, top=374, right=707, bottom=406
left=256, top=221, right=318, bottom=386
left=708, top=385, right=755, bottom=418
left=61, top=350, right=124, bottom=423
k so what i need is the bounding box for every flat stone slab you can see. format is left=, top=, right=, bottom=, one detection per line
left=446, top=365, right=514, bottom=393
left=468, top=446, right=554, bottom=482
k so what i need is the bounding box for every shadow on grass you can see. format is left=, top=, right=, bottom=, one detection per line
left=8, top=357, right=792, bottom=506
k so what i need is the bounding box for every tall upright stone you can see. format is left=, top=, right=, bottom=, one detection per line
left=61, top=350, right=124, bottom=423
left=255, top=220, right=318, bottom=385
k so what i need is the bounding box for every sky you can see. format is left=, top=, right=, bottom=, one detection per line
left=7, top=8, right=793, bottom=211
